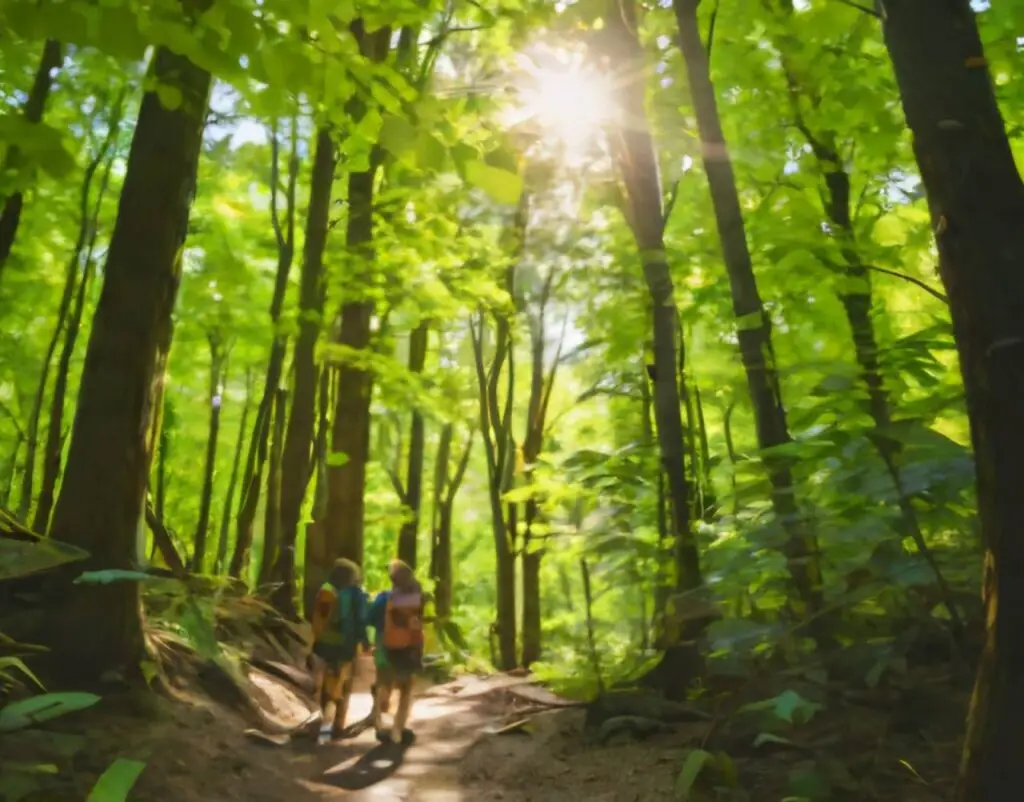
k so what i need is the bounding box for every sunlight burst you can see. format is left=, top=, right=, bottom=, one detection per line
left=505, top=50, right=617, bottom=156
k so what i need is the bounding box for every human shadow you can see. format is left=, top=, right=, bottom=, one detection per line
left=321, top=740, right=410, bottom=791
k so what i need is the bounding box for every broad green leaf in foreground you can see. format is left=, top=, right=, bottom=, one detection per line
left=0, top=692, right=101, bottom=733
left=87, top=758, right=147, bottom=802
left=464, top=160, right=524, bottom=205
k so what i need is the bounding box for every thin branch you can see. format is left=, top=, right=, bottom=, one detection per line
left=269, top=119, right=285, bottom=252
left=446, top=430, right=475, bottom=506
left=423, top=24, right=488, bottom=48
left=835, top=0, right=881, bottom=17
left=0, top=401, right=24, bottom=438
left=705, top=0, right=720, bottom=64
left=864, top=264, right=948, bottom=304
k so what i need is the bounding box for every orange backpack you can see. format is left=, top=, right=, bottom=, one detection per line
left=382, top=589, right=424, bottom=651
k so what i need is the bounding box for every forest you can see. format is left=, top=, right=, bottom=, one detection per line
left=0, top=0, right=1021, bottom=799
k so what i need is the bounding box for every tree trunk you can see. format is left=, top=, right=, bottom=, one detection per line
left=275, top=366, right=329, bottom=617
left=430, top=423, right=473, bottom=621
left=397, top=320, right=429, bottom=567
left=154, top=397, right=173, bottom=525
left=0, top=39, right=63, bottom=280
left=258, top=388, right=286, bottom=587
left=19, top=147, right=108, bottom=521
left=33, top=132, right=119, bottom=534
left=878, top=3, right=1024, bottom=800
left=673, top=0, right=822, bottom=623
left=520, top=275, right=565, bottom=668
left=228, top=117, right=298, bottom=582
left=191, top=334, right=225, bottom=573
left=214, top=370, right=252, bottom=575
left=605, top=0, right=701, bottom=593
left=471, top=261, right=521, bottom=670
left=766, top=0, right=961, bottom=638
left=693, top=384, right=717, bottom=522
left=324, top=21, right=391, bottom=570
left=283, top=127, right=333, bottom=614
left=44, top=43, right=211, bottom=679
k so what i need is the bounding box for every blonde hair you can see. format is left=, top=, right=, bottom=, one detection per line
left=388, top=559, right=416, bottom=592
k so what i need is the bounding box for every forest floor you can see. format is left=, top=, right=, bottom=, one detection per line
left=52, top=645, right=968, bottom=802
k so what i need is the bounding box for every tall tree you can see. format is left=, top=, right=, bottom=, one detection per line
left=765, top=0, right=962, bottom=637
left=228, top=116, right=298, bottom=580
left=282, top=126, right=334, bottom=615
left=673, top=0, right=824, bottom=628
left=214, top=369, right=253, bottom=575
left=521, top=264, right=567, bottom=668
left=0, top=39, right=63, bottom=280
left=33, top=97, right=123, bottom=533
left=18, top=89, right=125, bottom=524
left=393, top=320, right=430, bottom=568
left=44, top=41, right=212, bottom=677
left=324, top=20, right=392, bottom=567
left=602, top=0, right=701, bottom=592
left=878, top=1, right=1024, bottom=799
left=429, top=422, right=473, bottom=621
left=190, top=331, right=226, bottom=573
left=470, top=199, right=527, bottom=671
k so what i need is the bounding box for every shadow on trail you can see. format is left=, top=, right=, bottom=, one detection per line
left=321, top=741, right=410, bottom=791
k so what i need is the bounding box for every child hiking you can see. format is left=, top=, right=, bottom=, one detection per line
left=366, top=559, right=425, bottom=745
left=309, top=558, right=370, bottom=739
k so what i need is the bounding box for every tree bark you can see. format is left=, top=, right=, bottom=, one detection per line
left=229, top=118, right=298, bottom=582
left=33, top=124, right=120, bottom=534
left=0, top=39, right=63, bottom=280
left=396, top=320, right=429, bottom=568
left=767, top=0, right=961, bottom=639
left=673, top=0, right=823, bottom=624
left=520, top=274, right=566, bottom=668
left=604, top=0, right=701, bottom=592
left=191, top=333, right=225, bottom=573
left=214, top=369, right=252, bottom=574
left=258, top=388, right=286, bottom=587
left=877, top=2, right=1024, bottom=800
left=324, top=21, right=391, bottom=569
left=430, top=423, right=473, bottom=621
left=284, top=128, right=333, bottom=615
left=44, top=42, right=211, bottom=679
left=470, top=235, right=523, bottom=671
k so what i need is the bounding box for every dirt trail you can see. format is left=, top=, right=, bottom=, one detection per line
left=257, top=656, right=508, bottom=802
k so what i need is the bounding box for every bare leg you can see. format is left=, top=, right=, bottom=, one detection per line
left=332, top=662, right=354, bottom=735
left=391, top=676, right=413, bottom=743
left=373, top=682, right=392, bottom=732
left=322, top=663, right=343, bottom=726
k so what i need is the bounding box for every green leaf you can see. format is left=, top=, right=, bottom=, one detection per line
left=0, top=657, right=45, bottom=690
left=326, top=451, right=349, bottom=467
left=674, top=748, right=713, bottom=800
left=740, top=689, right=823, bottom=726
left=0, top=692, right=101, bottom=733
left=87, top=758, right=147, bottom=802
left=416, top=132, right=447, bottom=171
left=0, top=534, right=88, bottom=581
left=378, top=114, right=418, bottom=159
left=155, top=84, right=183, bottom=111
left=74, top=569, right=155, bottom=585
left=464, top=161, right=523, bottom=205
left=753, top=732, right=797, bottom=748
left=0, top=762, right=58, bottom=775
left=735, top=310, right=763, bottom=332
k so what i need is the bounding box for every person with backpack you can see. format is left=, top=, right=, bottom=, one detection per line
left=309, top=557, right=370, bottom=738
left=365, top=559, right=424, bottom=745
